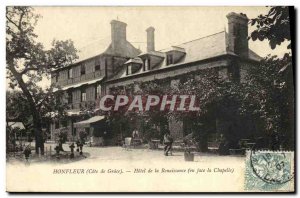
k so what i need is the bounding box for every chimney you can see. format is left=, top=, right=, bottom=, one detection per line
left=110, top=20, right=127, bottom=54
left=226, top=12, right=249, bottom=58
left=146, top=27, right=155, bottom=52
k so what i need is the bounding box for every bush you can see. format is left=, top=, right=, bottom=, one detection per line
left=143, top=127, right=160, bottom=142
left=58, top=128, right=68, bottom=143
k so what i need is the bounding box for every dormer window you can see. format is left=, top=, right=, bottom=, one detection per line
left=165, top=46, right=186, bottom=65
left=166, top=54, right=173, bottom=65
left=125, top=57, right=143, bottom=75
left=127, top=65, right=132, bottom=75
left=138, top=51, right=164, bottom=70
left=80, top=65, right=86, bottom=75
left=143, top=58, right=150, bottom=71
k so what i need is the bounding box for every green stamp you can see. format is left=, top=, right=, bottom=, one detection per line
left=245, top=150, right=294, bottom=192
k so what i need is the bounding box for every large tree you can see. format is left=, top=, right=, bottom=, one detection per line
left=247, top=6, right=294, bottom=149
left=6, top=6, right=78, bottom=154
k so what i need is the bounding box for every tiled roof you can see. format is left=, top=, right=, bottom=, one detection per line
left=76, top=38, right=111, bottom=62
left=138, top=51, right=165, bottom=57
left=163, top=31, right=227, bottom=64
left=112, top=31, right=227, bottom=80
left=76, top=30, right=260, bottom=66
left=111, top=31, right=262, bottom=81
left=125, top=57, right=143, bottom=64
left=75, top=39, right=141, bottom=63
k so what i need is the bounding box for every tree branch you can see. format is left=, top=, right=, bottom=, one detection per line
left=5, top=15, right=19, bottom=31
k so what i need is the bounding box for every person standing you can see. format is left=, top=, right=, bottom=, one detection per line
left=132, top=128, right=139, bottom=139
left=163, top=131, right=173, bottom=156
left=132, top=128, right=140, bottom=147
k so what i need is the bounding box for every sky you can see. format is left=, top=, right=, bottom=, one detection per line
left=8, top=6, right=291, bottom=89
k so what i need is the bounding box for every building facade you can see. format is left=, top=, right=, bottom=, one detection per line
left=50, top=20, right=141, bottom=143
left=50, top=12, right=261, bottom=145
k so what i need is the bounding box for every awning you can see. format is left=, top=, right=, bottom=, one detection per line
left=54, top=77, right=103, bottom=92
left=74, top=115, right=105, bottom=128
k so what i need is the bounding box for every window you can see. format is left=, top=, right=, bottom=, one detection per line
left=81, top=90, right=86, bottom=102
left=68, top=92, right=72, bottom=104
left=95, top=59, right=101, bottom=71
left=68, top=68, right=73, bottom=79
left=80, top=65, right=86, bottom=75
left=166, top=54, right=173, bottom=65
left=95, top=84, right=101, bottom=99
left=127, top=65, right=132, bottom=75
left=144, top=58, right=150, bottom=71
left=95, top=64, right=100, bottom=71
left=55, top=73, right=59, bottom=82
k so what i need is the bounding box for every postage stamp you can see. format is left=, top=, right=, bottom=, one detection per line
left=245, top=150, right=294, bottom=192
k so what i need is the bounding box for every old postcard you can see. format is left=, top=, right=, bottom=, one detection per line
left=6, top=6, right=295, bottom=192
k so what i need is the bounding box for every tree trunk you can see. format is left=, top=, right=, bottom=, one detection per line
left=8, top=63, right=45, bottom=155
left=33, top=114, right=44, bottom=155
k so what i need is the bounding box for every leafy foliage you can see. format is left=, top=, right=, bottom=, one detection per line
left=249, top=6, right=291, bottom=49
left=58, top=128, right=68, bottom=144
left=239, top=55, right=294, bottom=149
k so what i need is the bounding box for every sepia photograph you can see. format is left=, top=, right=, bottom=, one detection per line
left=5, top=5, right=295, bottom=192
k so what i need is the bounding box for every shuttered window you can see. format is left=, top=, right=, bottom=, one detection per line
left=166, top=54, right=173, bottom=65
left=81, top=65, right=86, bottom=75
left=95, top=84, right=101, bottom=99
left=68, top=68, right=73, bottom=79
left=81, top=90, right=86, bottom=102
left=127, top=65, right=132, bottom=75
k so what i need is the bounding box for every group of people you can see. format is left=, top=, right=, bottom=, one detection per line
left=131, top=128, right=174, bottom=156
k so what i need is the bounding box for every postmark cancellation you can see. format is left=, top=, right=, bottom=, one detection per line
left=245, top=150, right=294, bottom=192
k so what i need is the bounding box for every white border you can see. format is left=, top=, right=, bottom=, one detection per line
left=1, top=1, right=298, bottom=197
